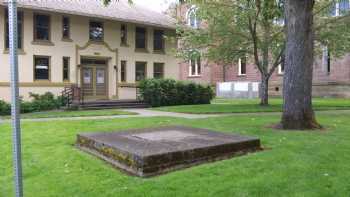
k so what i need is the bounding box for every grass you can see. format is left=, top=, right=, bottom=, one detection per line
left=155, top=98, right=350, bottom=114
left=0, top=109, right=137, bottom=119
left=1, top=112, right=350, bottom=196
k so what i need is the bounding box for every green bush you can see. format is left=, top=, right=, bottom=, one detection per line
left=0, top=92, right=65, bottom=116
left=139, top=79, right=214, bottom=107
left=0, top=100, right=11, bottom=115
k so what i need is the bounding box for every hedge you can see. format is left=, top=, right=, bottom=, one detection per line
left=0, top=92, right=66, bottom=116
left=139, top=79, right=214, bottom=107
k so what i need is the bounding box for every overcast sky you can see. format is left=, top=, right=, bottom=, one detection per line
left=133, top=0, right=176, bottom=13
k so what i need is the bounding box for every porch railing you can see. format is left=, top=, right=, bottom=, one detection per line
left=61, top=85, right=82, bottom=108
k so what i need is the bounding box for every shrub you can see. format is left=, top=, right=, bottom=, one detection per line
left=0, top=100, right=11, bottom=115
left=0, top=92, right=65, bottom=116
left=139, top=79, right=214, bottom=107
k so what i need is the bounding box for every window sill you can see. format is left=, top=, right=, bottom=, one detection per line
left=153, top=50, right=166, bottom=55
left=61, top=38, right=73, bottom=42
left=89, top=40, right=105, bottom=45
left=120, top=43, right=129, bottom=47
left=188, top=75, right=201, bottom=78
left=32, top=40, right=54, bottom=46
left=237, top=74, right=247, bottom=77
left=3, top=49, right=26, bottom=55
left=135, top=48, right=149, bottom=53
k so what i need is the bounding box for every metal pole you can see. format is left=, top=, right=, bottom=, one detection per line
left=8, top=0, right=23, bottom=196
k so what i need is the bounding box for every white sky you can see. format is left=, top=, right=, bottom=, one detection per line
left=133, top=0, right=176, bottom=13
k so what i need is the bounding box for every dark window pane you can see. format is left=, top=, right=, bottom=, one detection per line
left=153, top=63, right=164, bottom=79
left=153, top=30, right=164, bottom=51
left=35, top=14, right=50, bottom=40
left=62, top=17, right=70, bottom=38
left=327, top=51, right=331, bottom=74
left=241, top=57, right=246, bottom=75
left=121, top=61, right=127, bottom=82
left=197, top=56, right=201, bottom=75
left=89, top=21, right=103, bottom=41
left=5, top=10, right=23, bottom=49
left=63, top=57, right=70, bottom=81
left=135, top=62, right=146, bottom=81
left=34, top=57, right=50, bottom=80
left=135, top=27, right=146, bottom=49
left=121, top=24, right=127, bottom=45
left=81, top=59, right=106, bottom=65
left=191, top=58, right=196, bottom=76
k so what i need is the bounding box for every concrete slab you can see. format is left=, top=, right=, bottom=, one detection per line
left=76, top=126, right=261, bottom=177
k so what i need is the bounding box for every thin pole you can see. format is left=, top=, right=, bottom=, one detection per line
left=8, top=0, right=23, bottom=196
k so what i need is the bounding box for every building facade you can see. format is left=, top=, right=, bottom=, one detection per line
left=177, top=2, right=350, bottom=97
left=0, top=1, right=180, bottom=102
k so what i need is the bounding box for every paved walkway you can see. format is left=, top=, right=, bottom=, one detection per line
left=1, top=109, right=349, bottom=123
left=0, top=109, right=224, bottom=123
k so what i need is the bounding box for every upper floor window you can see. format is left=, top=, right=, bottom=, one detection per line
left=135, top=27, right=147, bottom=50
left=34, top=14, right=51, bottom=41
left=238, top=57, right=247, bottom=76
left=5, top=10, right=23, bottom=49
left=186, top=6, right=200, bottom=28
left=89, top=21, right=104, bottom=41
left=189, top=56, right=201, bottom=76
left=34, top=56, right=50, bottom=80
left=331, top=0, right=350, bottom=16
left=121, top=24, right=128, bottom=46
left=153, top=63, right=164, bottom=79
left=62, top=16, right=70, bottom=39
left=153, top=30, right=165, bottom=52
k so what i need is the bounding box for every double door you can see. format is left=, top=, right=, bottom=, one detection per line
left=81, top=65, right=108, bottom=100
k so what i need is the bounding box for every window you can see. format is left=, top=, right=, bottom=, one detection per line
left=89, top=21, right=104, bottom=41
left=34, top=14, right=51, bottom=41
left=278, top=63, right=284, bottom=75
left=323, top=46, right=331, bottom=74
left=189, top=56, right=201, bottom=76
left=186, top=6, right=200, bottom=28
left=5, top=10, right=23, bottom=49
left=121, top=61, right=127, bottom=82
left=331, top=0, right=350, bottom=16
left=153, top=30, right=165, bottom=52
left=238, top=57, right=247, bottom=76
left=135, top=62, right=147, bottom=81
left=153, top=63, right=164, bottom=79
left=63, top=57, right=70, bottom=81
left=34, top=56, right=50, bottom=80
left=135, top=27, right=147, bottom=50
left=62, top=16, right=70, bottom=39
left=121, top=24, right=128, bottom=45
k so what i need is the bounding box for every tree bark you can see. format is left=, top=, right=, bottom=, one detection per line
left=260, top=75, right=269, bottom=106
left=281, top=0, right=321, bottom=130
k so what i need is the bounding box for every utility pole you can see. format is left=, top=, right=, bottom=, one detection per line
left=8, top=0, right=23, bottom=196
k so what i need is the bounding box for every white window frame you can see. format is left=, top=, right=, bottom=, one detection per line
left=238, top=58, right=247, bottom=76
left=186, top=6, right=199, bottom=28
left=277, top=64, right=284, bottom=75
left=189, top=58, right=201, bottom=77
left=331, top=0, right=350, bottom=17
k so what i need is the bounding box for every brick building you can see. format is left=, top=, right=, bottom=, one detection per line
left=176, top=2, right=350, bottom=97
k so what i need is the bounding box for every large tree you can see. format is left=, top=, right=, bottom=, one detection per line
left=178, top=0, right=350, bottom=107
left=281, top=0, right=350, bottom=129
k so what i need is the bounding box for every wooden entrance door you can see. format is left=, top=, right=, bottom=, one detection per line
left=81, top=65, right=108, bottom=100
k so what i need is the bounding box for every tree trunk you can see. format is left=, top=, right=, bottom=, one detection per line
left=260, top=75, right=269, bottom=106
left=281, top=0, right=321, bottom=130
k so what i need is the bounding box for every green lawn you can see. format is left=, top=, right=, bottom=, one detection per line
left=155, top=98, right=350, bottom=114
left=0, top=109, right=137, bottom=119
left=1, top=112, right=350, bottom=196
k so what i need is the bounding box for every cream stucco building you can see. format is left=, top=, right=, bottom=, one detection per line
left=0, top=0, right=180, bottom=102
